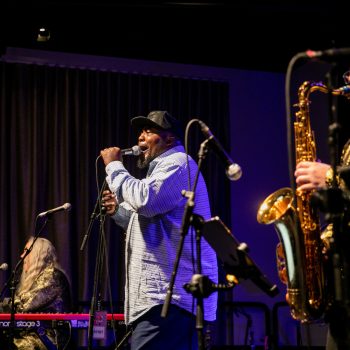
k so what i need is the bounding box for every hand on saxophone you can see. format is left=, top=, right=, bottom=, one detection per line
left=102, top=190, right=118, bottom=215
left=294, top=161, right=331, bottom=191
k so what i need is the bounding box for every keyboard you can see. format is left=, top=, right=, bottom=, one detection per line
left=0, top=313, right=124, bottom=329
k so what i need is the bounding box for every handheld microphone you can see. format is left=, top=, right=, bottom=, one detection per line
left=121, top=145, right=141, bottom=156
left=0, top=263, right=8, bottom=271
left=38, top=203, right=72, bottom=218
left=198, top=120, right=242, bottom=181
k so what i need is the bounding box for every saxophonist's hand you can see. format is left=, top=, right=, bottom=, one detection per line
left=102, top=190, right=118, bottom=215
left=295, top=161, right=330, bottom=191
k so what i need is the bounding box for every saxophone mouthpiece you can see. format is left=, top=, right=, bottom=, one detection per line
left=335, top=84, right=350, bottom=96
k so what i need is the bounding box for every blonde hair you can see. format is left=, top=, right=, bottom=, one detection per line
left=17, top=236, right=60, bottom=295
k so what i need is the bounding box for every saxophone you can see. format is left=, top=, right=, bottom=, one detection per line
left=257, top=81, right=350, bottom=322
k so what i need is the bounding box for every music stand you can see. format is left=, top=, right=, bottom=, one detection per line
left=201, top=216, right=279, bottom=298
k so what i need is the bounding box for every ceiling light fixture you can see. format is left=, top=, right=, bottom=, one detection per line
left=37, top=27, right=51, bottom=42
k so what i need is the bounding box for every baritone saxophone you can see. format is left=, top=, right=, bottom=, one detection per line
left=257, top=81, right=350, bottom=322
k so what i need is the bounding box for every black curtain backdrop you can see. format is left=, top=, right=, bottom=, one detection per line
left=0, top=61, right=231, bottom=345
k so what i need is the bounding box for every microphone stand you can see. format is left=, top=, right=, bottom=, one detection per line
left=84, top=153, right=137, bottom=349
left=311, top=67, right=350, bottom=348
left=87, top=209, right=107, bottom=350
left=83, top=179, right=108, bottom=350
left=161, top=139, right=214, bottom=350
left=80, top=180, right=108, bottom=251
left=325, top=70, right=347, bottom=303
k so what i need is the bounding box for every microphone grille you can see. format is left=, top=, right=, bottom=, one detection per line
left=0, top=263, right=8, bottom=271
left=63, top=203, right=72, bottom=211
left=226, top=163, right=242, bottom=181
left=132, top=145, right=141, bottom=156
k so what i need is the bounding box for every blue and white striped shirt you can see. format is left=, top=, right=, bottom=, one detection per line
left=106, top=145, right=218, bottom=325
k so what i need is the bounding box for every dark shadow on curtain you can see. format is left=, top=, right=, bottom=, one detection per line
left=0, top=61, right=231, bottom=347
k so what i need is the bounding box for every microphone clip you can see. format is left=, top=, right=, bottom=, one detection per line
left=183, top=274, right=235, bottom=299
left=198, top=138, right=210, bottom=160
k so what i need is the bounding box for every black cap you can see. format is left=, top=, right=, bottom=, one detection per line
left=131, top=111, right=183, bottom=139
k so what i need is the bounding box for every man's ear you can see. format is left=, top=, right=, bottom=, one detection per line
left=165, top=134, right=176, bottom=146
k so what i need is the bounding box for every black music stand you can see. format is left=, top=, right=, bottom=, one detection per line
left=179, top=215, right=279, bottom=350
left=201, top=216, right=279, bottom=298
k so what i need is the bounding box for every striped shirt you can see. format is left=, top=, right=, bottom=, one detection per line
left=106, top=145, right=218, bottom=325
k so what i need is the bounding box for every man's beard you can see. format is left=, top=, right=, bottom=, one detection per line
left=137, top=154, right=157, bottom=169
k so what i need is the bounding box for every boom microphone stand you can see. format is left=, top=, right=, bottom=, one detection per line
left=161, top=138, right=214, bottom=350
left=161, top=139, right=247, bottom=349
left=310, top=68, right=350, bottom=348
left=162, top=134, right=279, bottom=349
